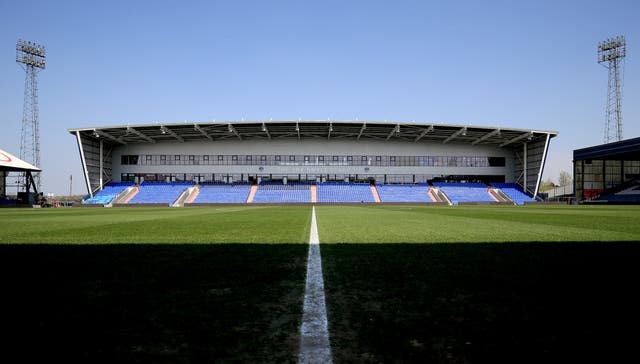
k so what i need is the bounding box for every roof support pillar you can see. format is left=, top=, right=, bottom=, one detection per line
left=99, top=138, right=103, bottom=190
left=523, top=142, right=527, bottom=194
left=534, top=133, right=551, bottom=197
left=75, top=131, right=93, bottom=197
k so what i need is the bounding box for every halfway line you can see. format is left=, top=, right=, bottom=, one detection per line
left=298, top=206, right=333, bottom=363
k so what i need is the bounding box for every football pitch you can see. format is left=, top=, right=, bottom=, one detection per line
left=1, top=205, right=639, bottom=362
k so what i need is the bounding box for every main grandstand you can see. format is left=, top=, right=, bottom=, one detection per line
left=68, top=121, right=557, bottom=206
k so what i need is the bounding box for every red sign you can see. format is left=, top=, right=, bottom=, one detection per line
left=0, top=152, right=12, bottom=163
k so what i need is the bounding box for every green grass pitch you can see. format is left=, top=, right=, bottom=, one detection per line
left=1, top=205, right=639, bottom=362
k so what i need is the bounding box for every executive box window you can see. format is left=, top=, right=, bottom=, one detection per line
left=121, top=155, right=139, bottom=165
left=135, top=153, right=509, bottom=168
left=488, top=157, right=506, bottom=167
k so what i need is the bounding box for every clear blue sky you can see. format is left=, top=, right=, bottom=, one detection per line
left=1, top=0, right=638, bottom=195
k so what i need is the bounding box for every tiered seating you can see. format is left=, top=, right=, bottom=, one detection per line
left=432, top=182, right=494, bottom=205
left=597, top=185, right=640, bottom=203
left=83, top=182, right=134, bottom=205
left=491, top=183, right=535, bottom=205
left=193, top=183, right=251, bottom=203
left=252, top=182, right=311, bottom=203
left=376, top=184, right=432, bottom=202
left=128, top=182, right=193, bottom=205
left=317, top=183, right=374, bottom=203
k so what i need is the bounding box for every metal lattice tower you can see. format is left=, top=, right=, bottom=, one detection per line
left=16, top=39, right=46, bottom=189
left=598, top=36, right=626, bottom=144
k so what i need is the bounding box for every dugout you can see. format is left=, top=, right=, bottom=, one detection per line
left=573, top=137, right=640, bottom=200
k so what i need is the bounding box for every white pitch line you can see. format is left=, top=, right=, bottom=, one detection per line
left=298, top=206, right=333, bottom=364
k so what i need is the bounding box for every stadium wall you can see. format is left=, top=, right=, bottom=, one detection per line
left=112, top=139, right=513, bottom=183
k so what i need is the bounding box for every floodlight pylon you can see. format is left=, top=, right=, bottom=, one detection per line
left=16, top=39, right=46, bottom=190
left=598, top=36, right=626, bottom=143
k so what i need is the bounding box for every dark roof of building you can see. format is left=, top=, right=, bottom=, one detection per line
left=68, top=120, right=557, bottom=148
left=574, top=137, right=640, bottom=161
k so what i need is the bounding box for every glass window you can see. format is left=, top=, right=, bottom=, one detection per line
left=304, top=156, right=310, bottom=162
left=290, top=155, right=295, bottom=161
left=175, top=155, right=181, bottom=161
left=333, top=156, right=339, bottom=161
left=361, top=156, right=367, bottom=162
left=376, top=156, right=382, bottom=162
left=232, top=155, right=238, bottom=161
left=203, top=155, right=209, bottom=161
left=488, top=157, right=506, bottom=167
left=275, top=155, right=281, bottom=161
left=347, top=156, right=353, bottom=161
left=146, top=155, right=152, bottom=162
left=218, top=155, right=224, bottom=161
left=246, top=155, right=252, bottom=161
left=260, top=155, right=266, bottom=161
left=189, top=155, right=195, bottom=161
left=319, top=156, right=324, bottom=162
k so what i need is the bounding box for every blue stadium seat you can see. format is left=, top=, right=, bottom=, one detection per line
left=317, top=183, right=374, bottom=203
left=193, top=183, right=251, bottom=203
left=432, top=182, right=495, bottom=205
left=83, top=182, right=134, bottom=205
left=252, top=182, right=311, bottom=203
left=128, top=182, right=194, bottom=205
left=491, top=183, right=535, bottom=205
left=376, top=183, right=432, bottom=202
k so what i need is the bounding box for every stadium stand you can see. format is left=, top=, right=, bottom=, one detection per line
left=491, top=183, right=535, bottom=205
left=191, top=183, right=251, bottom=203
left=431, top=182, right=495, bottom=205
left=596, top=183, right=640, bottom=203
left=376, top=183, right=432, bottom=203
left=252, top=182, right=311, bottom=203
left=83, top=182, right=134, bottom=205
left=317, top=182, right=375, bottom=203
left=128, top=182, right=194, bottom=205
